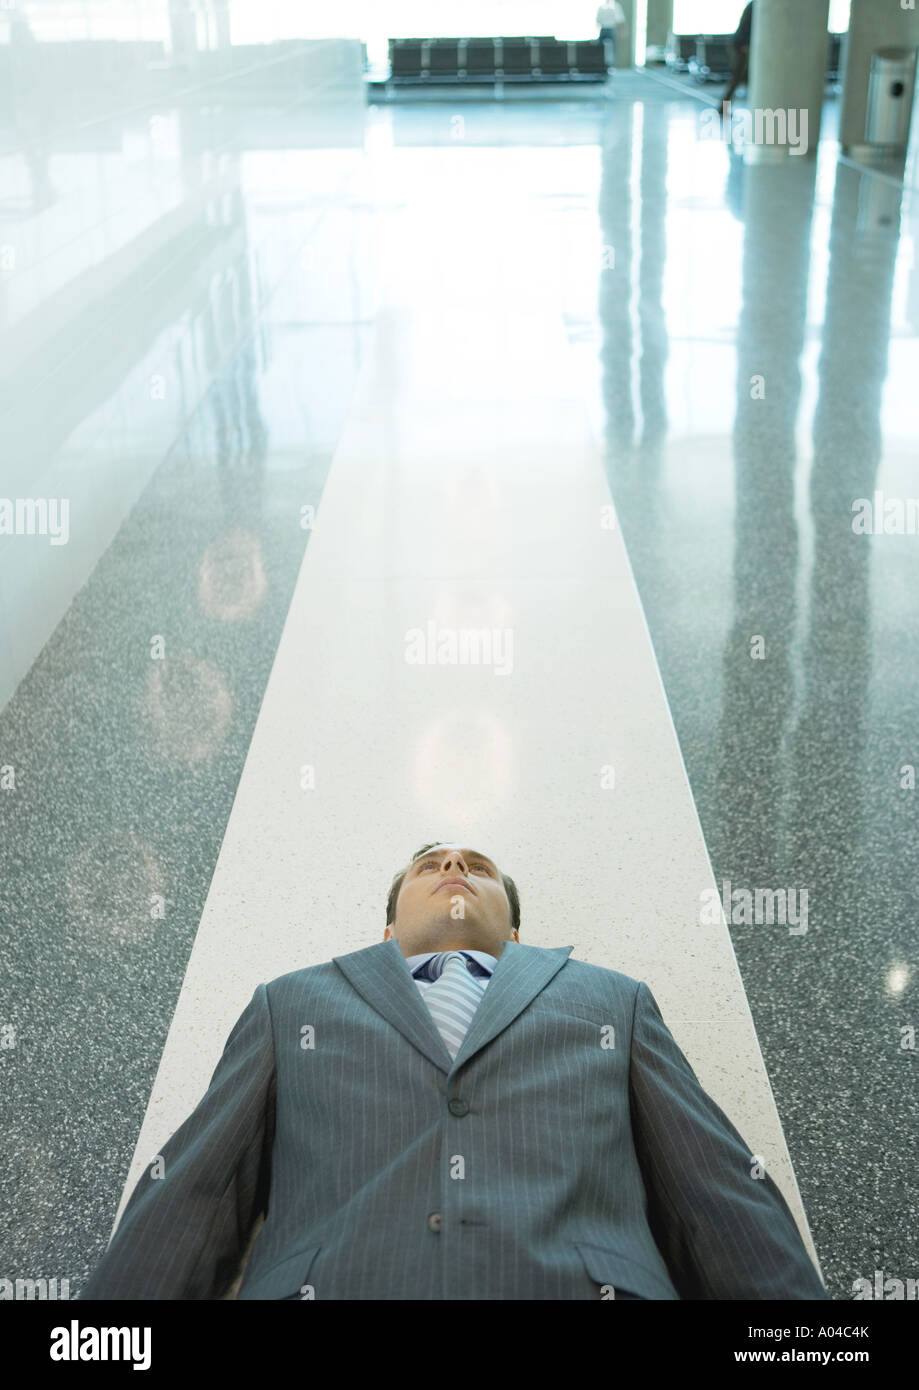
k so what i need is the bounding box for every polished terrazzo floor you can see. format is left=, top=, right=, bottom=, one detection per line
left=1, top=48, right=918, bottom=1301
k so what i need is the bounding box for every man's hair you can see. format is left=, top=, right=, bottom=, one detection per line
left=386, top=842, right=521, bottom=934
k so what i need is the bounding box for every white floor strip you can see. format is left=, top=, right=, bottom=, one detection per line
left=110, top=217, right=822, bottom=1281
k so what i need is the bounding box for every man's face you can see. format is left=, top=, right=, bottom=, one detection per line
left=383, top=843, right=519, bottom=959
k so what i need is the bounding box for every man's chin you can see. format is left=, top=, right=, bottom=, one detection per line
left=411, top=916, right=485, bottom=952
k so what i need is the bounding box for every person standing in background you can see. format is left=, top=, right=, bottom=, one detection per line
left=596, top=2, right=627, bottom=70
left=724, top=1, right=754, bottom=107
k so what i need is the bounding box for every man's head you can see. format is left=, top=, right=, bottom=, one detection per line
left=383, top=842, right=520, bottom=959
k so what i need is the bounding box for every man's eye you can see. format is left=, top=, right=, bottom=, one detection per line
left=417, top=857, right=491, bottom=873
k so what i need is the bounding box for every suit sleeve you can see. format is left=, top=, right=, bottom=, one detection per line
left=79, top=982, right=277, bottom=1300
left=628, top=981, right=829, bottom=1300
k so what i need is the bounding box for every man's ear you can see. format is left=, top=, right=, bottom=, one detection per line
left=383, top=925, right=393, bottom=941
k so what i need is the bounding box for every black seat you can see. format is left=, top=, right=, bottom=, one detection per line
left=574, top=40, right=606, bottom=76
left=690, top=35, right=734, bottom=81
left=464, top=38, right=496, bottom=77
left=428, top=40, right=459, bottom=77
left=536, top=38, right=570, bottom=76
left=500, top=37, right=534, bottom=77
left=390, top=40, right=423, bottom=80
left=667, top=34, right=696, bottom=71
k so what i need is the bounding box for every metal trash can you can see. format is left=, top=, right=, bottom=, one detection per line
left=865, top=47, right=918, bottom=151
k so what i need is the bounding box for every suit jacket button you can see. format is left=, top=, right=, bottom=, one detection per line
left=448, top=1098, right=469, bottom=1116
left=428, top=1212, right=442, bottom=1232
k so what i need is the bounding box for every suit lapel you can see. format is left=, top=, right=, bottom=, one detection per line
left=333, top=938, right=453, bottom=1070
left=332, top=937, right=573, bottom=1074
left=451, top=940, right=572, bottom=1069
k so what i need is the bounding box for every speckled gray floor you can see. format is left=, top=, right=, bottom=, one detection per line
left=2, top=46, right=918, bottom=1302
left=591, top=92, right=919, bottom=1299
left=0, top=307, right=364, bottom=1282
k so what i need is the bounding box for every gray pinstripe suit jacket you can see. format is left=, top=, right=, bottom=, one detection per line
left=79, top=938, right=830, bottom=1300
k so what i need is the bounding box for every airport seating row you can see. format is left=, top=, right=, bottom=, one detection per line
left=388, top=36, right=609, bottom=85
left=666, top=32, right=842, bottom=84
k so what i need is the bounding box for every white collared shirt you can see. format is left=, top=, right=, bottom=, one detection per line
left=406, top=949, right=498, bottom=996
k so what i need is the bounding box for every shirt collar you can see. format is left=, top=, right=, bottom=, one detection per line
left=406, top=948, right=498, bottom=979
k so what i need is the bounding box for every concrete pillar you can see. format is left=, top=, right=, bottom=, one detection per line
left=746, top=0, right=830, bottom=160
left=213, top=0, right=231, bottom=50
left=840, top=0, right=919, bottom=156
left=167, top=0, right=198, bottom=63
left=613, top=0, right=637, bottom=68
left=646, top=0, right=674, bottom=58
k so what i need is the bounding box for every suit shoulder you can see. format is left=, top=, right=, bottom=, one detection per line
left=560, top=954, right=642, bottom=998
left=263, top=961, right=339, bottom=995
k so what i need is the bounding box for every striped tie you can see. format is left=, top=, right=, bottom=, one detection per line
left=422, top=951, right=487, bottom=1060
